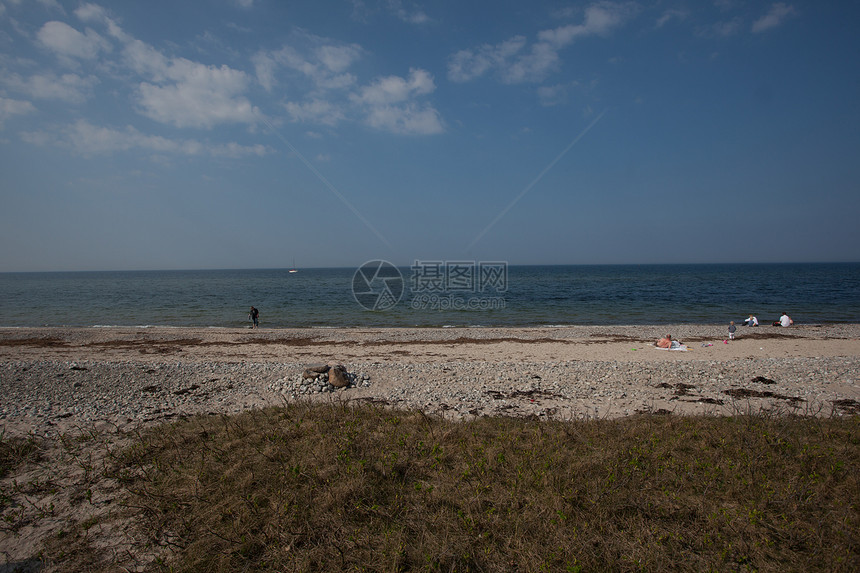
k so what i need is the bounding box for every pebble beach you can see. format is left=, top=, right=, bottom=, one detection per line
left=3, top=324, right=859, bottom=437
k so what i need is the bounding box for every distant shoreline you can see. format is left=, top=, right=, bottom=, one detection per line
left=3, top=322, right=859, bottom=372
left=3, top=261, right=859, bottom=273
left=3, top=320, right=860, bottom=330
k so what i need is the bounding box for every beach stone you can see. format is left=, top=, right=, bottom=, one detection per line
left=329, top=365, right=349, bottom=388
left=302, top=367, right=326, bottom=379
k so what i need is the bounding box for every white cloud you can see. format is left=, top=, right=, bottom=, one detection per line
left=254, top=36, right=442, bottom=135
left=208, top=140, right=269, bottom=158
left=387, top=0, right=430, bottom=24
left=21, top=119, right=269, bottom=157
left=254, top=38, right=362, bottom=92
left=251, top=52, right=278, bottom=92
left=122, top=37, right=173, bottom=81
left=316, top=72, right=358, bottom=91
left=448, top=36, right=527, bottom=83
left=135, top=61, right=256, bottom=129
left=0, top=96, right=36, bottom=128
left=752, top=3, right=796, bottom=33
left=74, top=3, right=109, bottom=24
left=538, top=2, right=633, bottom=47
left=448, top=1, right=633, bottom=84
left=36, top=20, right=110, bottom=60
left=501, top=41, right=560, bottom=84
left=364, top=103, right=443, bottom=135
left=65, top=10, right=258, bottom=129
left=537, top=84, right=567, bottom=107
left=272, top=67, right=443, bottom=135
left=7, top=0, right=65, bottom=12
left=352, top=68, right=434, bottom=105
left=6, top=72, right=98, bottom=103
left=350, top=69, right=442, bottom=135
left=285, top=99, right=345, bottom=126
left=347, top=0, right=430, bottom=24
left=39, top=0, right=65, bottom=11
left=316, top=44, right=362, bottom=73
left=26, top=6, right=440, bottom=137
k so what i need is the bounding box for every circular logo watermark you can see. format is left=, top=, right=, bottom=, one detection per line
left=352, top=260, right=404, bottom=311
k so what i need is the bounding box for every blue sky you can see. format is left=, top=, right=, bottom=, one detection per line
left=1, top=0, right=858, bottom=271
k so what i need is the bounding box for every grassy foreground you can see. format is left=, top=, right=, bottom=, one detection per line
left=5, top=404, right=860, bottom=572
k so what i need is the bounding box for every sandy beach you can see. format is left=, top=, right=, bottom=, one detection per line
left=3, top=323, right=859, bottom=437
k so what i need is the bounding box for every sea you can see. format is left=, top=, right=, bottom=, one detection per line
left=1, top=263, right=858, bottom=329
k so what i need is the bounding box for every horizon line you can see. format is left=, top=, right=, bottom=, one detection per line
left=2, top=260, right=859, bottom=274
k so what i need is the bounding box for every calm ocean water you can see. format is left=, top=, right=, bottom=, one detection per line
left=0, top=263, right=858, bottom=328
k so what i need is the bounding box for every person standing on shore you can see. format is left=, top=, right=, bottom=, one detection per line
left=249, top=306, right=259, bottom=329
left=728, top=321, right=736, bottom=340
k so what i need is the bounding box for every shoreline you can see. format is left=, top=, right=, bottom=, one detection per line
left=3, top=320, right=860, bottom=329
left=1, top=324, right=858, bottom=438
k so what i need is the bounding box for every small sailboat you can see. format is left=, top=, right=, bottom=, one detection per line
left=289, top=258, right=298, bottom=273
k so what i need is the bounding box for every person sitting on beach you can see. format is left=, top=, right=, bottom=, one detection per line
left=779, top=312, right=792, bottom=327
left=744, top=314, right=759, bottom=327
left=657, top=334, right=673, bottom=348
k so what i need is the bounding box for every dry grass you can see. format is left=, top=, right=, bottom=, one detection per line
left=0, top=433, right=44, bottom=480
left=6, top=405, right=859, bottom=572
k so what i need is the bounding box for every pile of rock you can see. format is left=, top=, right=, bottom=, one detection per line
left=270, top=364, right=372, bottom=397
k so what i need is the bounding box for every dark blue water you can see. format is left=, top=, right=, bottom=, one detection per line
left=0, top=263, right=858, bottom=328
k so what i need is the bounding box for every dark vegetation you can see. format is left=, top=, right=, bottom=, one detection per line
left=3, top=404, right=859, bottom=572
